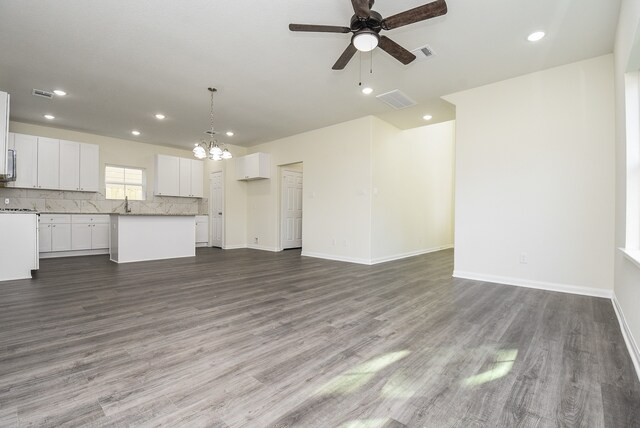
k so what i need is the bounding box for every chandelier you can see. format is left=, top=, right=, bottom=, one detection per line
left=193, top=87, right=232, bottom=161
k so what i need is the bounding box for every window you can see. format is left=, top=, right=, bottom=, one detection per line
left=105, top=165, right=145, bottom=200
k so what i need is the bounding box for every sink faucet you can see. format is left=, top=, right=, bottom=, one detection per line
left=124, top=196, right=132, bottom=213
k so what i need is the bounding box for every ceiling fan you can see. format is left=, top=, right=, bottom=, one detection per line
left=289, top=0, right=448, bottom=70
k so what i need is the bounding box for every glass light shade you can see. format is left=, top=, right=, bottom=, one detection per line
left=353, top=31, right=379, bottom=52
left=210, top=153, right=223, bottom=161
left=222, top=148, right=232, bottom=159
left=210, top=144, right=223, bottom=156
left=193, top=145, right=207, bottom=159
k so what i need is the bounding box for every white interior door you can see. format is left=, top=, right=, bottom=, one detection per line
left=210, top=171, right=224, bottom=248
left=281, top=170, right=303, bottom=249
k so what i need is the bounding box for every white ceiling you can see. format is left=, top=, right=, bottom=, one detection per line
left=0, top=0, right=621, bottom=149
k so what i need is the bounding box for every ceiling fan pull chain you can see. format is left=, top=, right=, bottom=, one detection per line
left=359, top=51, right=363, bottom=86
left=370, top=50, right=373, bottom=74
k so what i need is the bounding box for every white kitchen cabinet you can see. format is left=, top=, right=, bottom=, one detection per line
left=155, top=154, right=180, bottom=196
left=236, top=152, right=270, bottom=181
left=195, top=215, right=209, bottom=246
left=39, top=215, right=72, bottom=253
left=79, top=143, right=99, bottom=192
left=179, top=157, right=191, bottom=197
left=57, top=140, right=99, bottom=192
left=59, top=140, right=80, bottom=191
left=71, top=223, right=92, bottom=250
left=92, top=223, right=110, bottom=248
left=190, top=160, right=204, bottom=197
left=157, top=155, right=203, bottom=198
left=51, top=223, right=72, bottom=251
left=178, top=158, right=204, bottom=197
left=71, top=215, right=110, bottom=250
left=9, top=133, right=38, bottom=189
left=36, top=137, right=60, bottom=189
left=8, top=133, right=99, bottom=192
left=0, top=91, right=9, bottom=176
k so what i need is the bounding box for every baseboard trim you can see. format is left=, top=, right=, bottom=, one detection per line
left=246, top=244, right=279, bottom=252
left=301, top=251, right=371, bottom=265
left=371, top=245, right=453, bottom=265
left=222, top=244, right=247, bottom=250
left=452, top=270, right=613, bottom=299
left=612, top=293, right=640, bottom=382
left=40, top=249, right=109, bottom=259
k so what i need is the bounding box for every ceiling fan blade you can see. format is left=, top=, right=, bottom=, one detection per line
left=381, top=0, right=448, bottom=30
left=332, top=43, right=358, bottom=70
left=378, top=36, right=416, bottom=65
left=289, top=24, right=351, bottom=33
left=351, top=0, right=371, bottom=19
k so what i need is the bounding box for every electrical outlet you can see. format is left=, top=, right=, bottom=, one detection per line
left=4, top=198, right=9, bottom=205
left=332, top=238, right=336, bottom=246
left=254, top=237, right=258, bottom=244
left=519, top=253, right=528, bottom=264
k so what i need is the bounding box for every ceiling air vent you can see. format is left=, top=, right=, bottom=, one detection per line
left=411, top=44, right=435, bottom=61
left=376, top=90, right=417, bottom=110
left=32, top=89, right=54, bottom=99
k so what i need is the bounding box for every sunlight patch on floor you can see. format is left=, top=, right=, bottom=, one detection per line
left=317, top=351, right=410, bottom=396
left=463, top=349, right=518, bottom=387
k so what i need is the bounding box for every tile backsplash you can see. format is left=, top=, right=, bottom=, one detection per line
left=0, top=187, right=208, bottom=215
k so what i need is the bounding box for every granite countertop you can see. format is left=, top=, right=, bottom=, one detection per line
left=112, top=213, right=198, bottom=216
left=40, top=212, right=200, bottom=216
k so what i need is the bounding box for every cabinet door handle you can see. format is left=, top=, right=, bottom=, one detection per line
left=52, top=225, right=56, bottom=228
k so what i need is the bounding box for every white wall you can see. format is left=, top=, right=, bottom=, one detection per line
left=241, top=116, right=456, bottom=264
left=206, top=148, right=248, bottom=249
left=371, top=118, right=455, bottom=263
left=444, top=55, right=615, bottom=295
left=614, top=0, right=640, bottom=371
left=245, top=117, right=374, bottom=262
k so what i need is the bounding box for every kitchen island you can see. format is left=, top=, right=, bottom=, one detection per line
left=109, top=214, right=196, bottom=263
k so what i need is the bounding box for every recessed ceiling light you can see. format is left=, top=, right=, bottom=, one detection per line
left=226, top=131, right=234, bottom=137
left=53, top=89, right=67, bottom=96
left=362, top=87, right=374, bottom=95
left=131, top=130, right=141, bottom=136
left=155, top=113, right=166, bottom=120
left=527, top=31, right=545, bottom=42
left=423, top=114, right=433, bottom=121
left=44, top=114, right=55, bottom=120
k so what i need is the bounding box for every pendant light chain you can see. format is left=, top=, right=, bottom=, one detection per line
left=192, top=87, right=232, bottom=161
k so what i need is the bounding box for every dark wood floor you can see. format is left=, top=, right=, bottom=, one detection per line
left=0, top=248, right=638, bottom=427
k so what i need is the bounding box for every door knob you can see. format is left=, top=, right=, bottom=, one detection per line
left=218, top=212, right=222, bottom=215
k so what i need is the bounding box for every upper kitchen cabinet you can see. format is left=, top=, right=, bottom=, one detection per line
left=156, top=154, right=203, bottom=198
left=59, top=140, right=99, bottom=192
left=79, top=143, right=99, bottom=192
left=37, top=137, right=60, bottom=190
left=236, top=152, right=271, bottom=181
left=9, top=133, right=38, bottom=189
left=179, top=157, right=204, bottom=198
left=0, top=91, right=9, bottom=176
left=8, top=133, right=99, bottom=192
left=155, top=154, right=180, bottom=196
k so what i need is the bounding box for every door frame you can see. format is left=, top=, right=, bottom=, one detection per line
left=209, top=171, right=225, bottom=248
left=279, top=165, right=303, bottom=251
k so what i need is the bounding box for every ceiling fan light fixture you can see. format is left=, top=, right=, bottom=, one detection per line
left=352, top=30, right=379, bottom=52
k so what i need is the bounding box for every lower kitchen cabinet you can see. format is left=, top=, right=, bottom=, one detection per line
left=40, top=214, right=109, bottom=256
left=39, top=215, right=72, bottom=252
left=195, top=215, right=209, bottom=246
left=71, top=215, right=110, bottom=251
